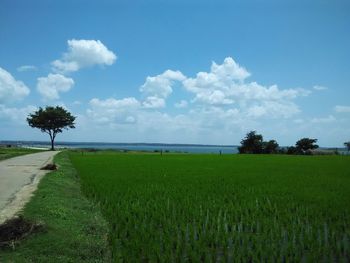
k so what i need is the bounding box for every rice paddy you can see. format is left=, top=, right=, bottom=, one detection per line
left=69, top=152, right=350, bottom=262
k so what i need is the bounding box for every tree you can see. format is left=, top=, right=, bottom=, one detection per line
left=263, top=140, right=279, bottom=154
left=344, top=142, right=350, bottom=153
left=27, top=106, right=76, bottom=150
left=286, top=146, right=297, bottom=155
left=238, top=131, right=264, bottom=154
left=295, top=138, right=319, bottom=154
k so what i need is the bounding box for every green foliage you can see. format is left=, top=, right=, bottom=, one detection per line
left=344, top=142, right=350, bottom=152
left=238, top=131, right=279, bottom=154
left=70, top=152, right=350, bottom=262
left=27, top=106, right=76, bottom=150
left=0, top=152, right=110, bottom=262
left=238, top=131, right=264, bottom=153
left=262, top=139, right=279, bottom=154
left=295, top=138, right=319, bottom=154
left=286, top=146, right=298, bottom=155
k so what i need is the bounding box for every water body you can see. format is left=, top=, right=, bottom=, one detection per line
left=1, top=141, right=238, bottom=154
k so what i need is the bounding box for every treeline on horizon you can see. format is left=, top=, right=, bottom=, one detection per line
left=238, top=131, right=350, bottom=155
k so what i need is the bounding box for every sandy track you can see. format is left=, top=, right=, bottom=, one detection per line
left=0, top=151, right=59, bottom=224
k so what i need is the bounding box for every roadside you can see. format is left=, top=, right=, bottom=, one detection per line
left=0, top=151, right=58, bottom=224
left=0, top=151, right=111, bottom=262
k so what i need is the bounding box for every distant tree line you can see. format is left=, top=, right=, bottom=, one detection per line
left=238, top=131, right=279, bottom=154
left=238, top=131, right=321, bottom=155
left=344, top=142, right=350, bottom=153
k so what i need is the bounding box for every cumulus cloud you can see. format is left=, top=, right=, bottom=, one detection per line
left=82, top=57, right=321, bottom=144
left=52, top=39, right=117, bottom=73
left=140, top=70, right=186, bottom=98
left=182, top=57, right=309, bottom=117
left=142, top=96, right=165, bottom=109
left=334, top=105, right=350, bottom=113
left=211, top=57, right=250, bottom=81
left=88, top=97, right=140, bottom=124
left=37, top=74, right=74, bottom=100
left=0, top=104, right=37, bottom=123
left=139, top=57, right=308, bottom=114
left=193, top=90, right=234, bottom=105
left=17, top=65, right=37, bottom=72
left=247, top=101, right=300, bottom=118
left=0, top=67, right=30, bottom=103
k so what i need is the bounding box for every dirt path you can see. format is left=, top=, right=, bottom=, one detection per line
left=0, top=151, right=59, bottom=224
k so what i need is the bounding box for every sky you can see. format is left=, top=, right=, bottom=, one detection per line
left=0, top=0, right=349, bottom=147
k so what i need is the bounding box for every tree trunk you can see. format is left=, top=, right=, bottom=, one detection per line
left=49, top=132, right=55, bottom=151
left=50, top=137, right=55, bottom=151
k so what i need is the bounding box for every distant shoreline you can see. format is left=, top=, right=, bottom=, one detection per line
left=0, top=140, right=238, bottom=154
left=1, top=141, right=346, bottom=155
left=0, top=140, right=236, bottom=148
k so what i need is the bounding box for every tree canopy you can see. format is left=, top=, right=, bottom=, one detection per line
left=27, top=106, right=76, bottom=150
left=263, top=140, right=279, bottom=154
left=238, top=131, right=264, bottom=154
left=344, top=142, right=350, bottom=152
left=238, top=131, right=279, bottom=154
left=295, top=138, right=319, bottom=154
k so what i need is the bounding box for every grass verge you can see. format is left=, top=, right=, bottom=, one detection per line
left=0, top=147, right=44, bottom=161
left=0, top=151, right=111, bottom=262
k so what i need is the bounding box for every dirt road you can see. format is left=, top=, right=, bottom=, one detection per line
left=0, top=151, right=59, bottom=224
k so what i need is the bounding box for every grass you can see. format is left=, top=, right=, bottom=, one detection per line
left=0, top=151, right=111, bottom=262
left=0, top=147, right=44, bottom=161
left=70, top=152, right=350, bottom=262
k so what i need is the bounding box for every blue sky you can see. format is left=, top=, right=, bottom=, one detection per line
left=0, top=0, right=349, bottom=146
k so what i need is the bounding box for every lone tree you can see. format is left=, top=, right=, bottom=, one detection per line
left=27, top=106, right=76, bottom=150
left=295, top=138, right=319, bottom=154
left=238, top=131, right=264, bottom=154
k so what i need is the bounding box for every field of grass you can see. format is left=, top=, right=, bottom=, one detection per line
left=0, top=152, right=110, bottom=262
left=70, top=152, right=350, bottom=262
left=0, top=147, right=43, bottom=161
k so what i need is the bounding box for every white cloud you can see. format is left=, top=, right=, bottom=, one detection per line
left=182, top=57, right=309, bottom=118
left=142, top=96, right=165, bottom=109
left=193, top=90, right=234, bottom=105
left=311, top=115, right=336, bottom=124
left=313, top=85, right=328, bottom=91
left=90, top=97, right=140, bottom=108
left=211, top=57, right=250, bottom=81
left=247, top=101, right=300, bottom=118
left=37, top=74, right=74, bottom=100
left=334, top=105, right=350, bottom=113
left=88, top=97, right=140, bottom=124
left=0, top=67, right=30, bottom=103
left=83, top=57, right=311, bottom=137
left=0, top=104, right=37, bottom=123
left=79, top=57, right=340, bottom=145
left=138, top=57, right=308, bottom=117
left=174, top=100, right=188, bottom=108
left=140, top=70, right=186, bottom=98
left=52, top=39, right=117, bottom=73
left=17, top=65, right=37, bottom=72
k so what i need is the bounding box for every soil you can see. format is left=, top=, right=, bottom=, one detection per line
left=0, top=216, right=45, bottom=249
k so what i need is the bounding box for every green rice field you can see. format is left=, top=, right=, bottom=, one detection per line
left=69, top=152, right=350, bottom=262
